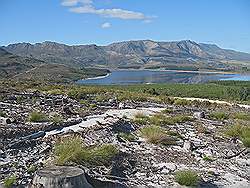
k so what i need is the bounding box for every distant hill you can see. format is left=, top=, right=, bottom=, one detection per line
left=0, top=47, right=109, bottom=82
left=2, top=40, right=250, bottom=71
left=0, top=47, right=43, bottom=78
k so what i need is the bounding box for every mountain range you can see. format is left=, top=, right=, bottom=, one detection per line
left=1, top=40, right=250, bottom=81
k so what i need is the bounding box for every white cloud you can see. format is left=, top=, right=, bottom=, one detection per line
left=62, top=0, right=154, bottom=21
left=143, top=19, right=152, bottom=24
left=101, top=22, right=111, bottom=28
left=70, top=5, right=147, bottom=20
left=61, top=0, right=92, bottom=7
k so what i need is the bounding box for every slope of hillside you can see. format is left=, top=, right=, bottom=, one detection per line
left=0, top=48, right=43, bottom=78
left=3, top=40, right=250, bottom=71
left=0, top=47, right=109, bottom=82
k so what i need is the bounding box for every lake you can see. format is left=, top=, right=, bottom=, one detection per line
left=77, top=70, right=250, bottom=85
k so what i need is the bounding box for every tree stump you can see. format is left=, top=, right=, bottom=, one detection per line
left=31, top=166, right=93, bottom=188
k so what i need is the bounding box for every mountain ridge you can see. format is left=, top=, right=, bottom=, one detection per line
left=2, top=40, right=250, bottom=70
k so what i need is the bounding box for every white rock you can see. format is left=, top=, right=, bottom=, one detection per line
left=183, top=140, right=192, bottom=151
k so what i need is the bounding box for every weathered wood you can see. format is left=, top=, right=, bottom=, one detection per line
left=31, top=166, right=93, bottom=188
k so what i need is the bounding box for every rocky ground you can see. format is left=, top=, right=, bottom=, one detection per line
left=0, top=88, right=249, bottom=188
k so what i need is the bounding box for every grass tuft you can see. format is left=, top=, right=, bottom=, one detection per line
left=140, top=126, right=177, bottom=145
left=232, top=112, right=250, bottom=121
left=225, top=124, right=250, bottom=147
left=175, top=170, right=199, bottom=186
left=28, top=111, right=48, bottom=122
left=133, top=113, right=150, bottom=125
left=54, top=136, right=118, bottom=166
left=118, top=132, right=136, bottom=142
left=50, top=113, right=63, bottom=124
left=150, top=113, right=192, bottom=126
left=4, top=176, right=16, bottom=188
left=209, top=111, right=229, bottom=120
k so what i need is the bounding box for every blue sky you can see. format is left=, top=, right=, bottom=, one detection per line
left=1, top=0, right=250, bottom=52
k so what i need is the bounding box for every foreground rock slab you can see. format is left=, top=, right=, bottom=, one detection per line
left=31, top=166, right=92, bottom=188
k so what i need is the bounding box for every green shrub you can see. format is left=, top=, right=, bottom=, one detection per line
left=28, top=111, right=48, bottom=122
left=118, top=132, right=136, bottom=141
left=117, top=91, right=150, bottom=102
left=150, top=114, right=192, bottom=126
left=140, top=126, right=171, bottom=145
left=89, top=103, right=97, bottom=109
left=175, top=170, right=199, bottom=186
left=0, top=110, right=7, bottom=117
left=209, top=112, right=229, bottom=120
left=161, top=108, right=173, bottom=114
left=133, top=113, right=150, bottom=125
left=50, top=114, right=63, bottom=124
left=174, top=98, right=191, bottom=106
left=4, top=176, right=16, bottom=188
left=225, top=124, right=250, bottom=147
left=203, top=155, right=214, bottom=162
left=54, top=137, right=118, bottom=166
left=232, top=112, right=250, bottom=121
left=27, top=165, right=37, bottom=173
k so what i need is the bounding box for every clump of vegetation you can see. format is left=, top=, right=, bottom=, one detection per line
left=0, top=110, right=7, bottom=117
left=54, top=136, right=118, bottom=166
left=27, top=165, right=37, bottom=174
left=150, top=113, right=192, bottom=126
left=175, top=170, right=199, bottom=186
left=203, top=155, right=214, bottom=162
left=133, top=113, right=150, bottom=125
left=89, top=103, right=97, bottom=109
left=117, top=91, right=151, bottom=102
left=50, top=113, right=63, bottom=124
left=28, top=111, right=48, bottom=122
left=174, top=98, right=191, bottom=106
left=4, top=176, right=16, bottom=188
left=209, top=111, right=229, bottom=120
left=118, top=132, right=136, bottom=142
left=161, top=108, right=173, bottom=114
left=140, top=126, right=176, bottom=145
left=225, top=124, right=250, bottom=147
left=232, top=112, right=250, bottom=121
left=167, top=130, right=183, bottom=139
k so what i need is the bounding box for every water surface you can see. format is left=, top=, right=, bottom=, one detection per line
left=77, top=70, right=250, bottom=85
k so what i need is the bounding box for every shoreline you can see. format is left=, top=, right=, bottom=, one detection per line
left=81, top=73, right=111, bottom=81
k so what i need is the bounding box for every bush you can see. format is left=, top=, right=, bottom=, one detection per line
left=232, top=112, right=250, bottom=121
left=175, top=170, right=199, bottom=186
left=161, top=108, right=173, bottom=114
left=118, top=132, right=136, bottom=141
left=54, top=136, right=118, bottom=166
left=209, top=112, right=229, bottom=120
left=117, top=91, right=150, bottom=102
left=225, top=124, right=250, bottom=147
left=203, top=155, right=214, bottom=162
left=0, top=110, right=7, bottom=117
left=28, top=111, right=48, bottom=122
left=133, top=113, right=150, bottom=125
left=150, top=114, right=192, bottom=126
left=140, top=126, right=171, bottom=145
left=50, top=114, right=63, bottom=124
left=4, top=176, right=16, bottom=188
left=27, top=165, right=37, bottom=173
left=174, top=98, right=191, bottom=106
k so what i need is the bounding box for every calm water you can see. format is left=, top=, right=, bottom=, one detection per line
left=77, top=70, right=250, bottom=85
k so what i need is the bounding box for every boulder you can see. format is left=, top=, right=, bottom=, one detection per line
left=193, top=112, right=205, bottom=119
left=0, top=117, right=12, bottom=125
left=112, top=120, right=135, bottom=133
